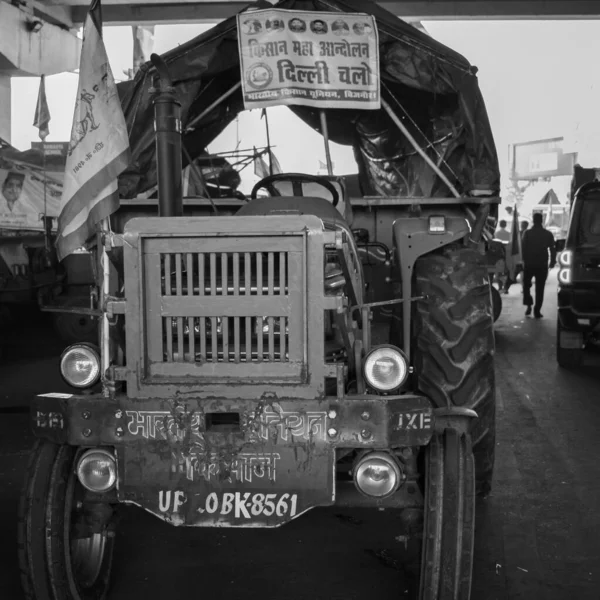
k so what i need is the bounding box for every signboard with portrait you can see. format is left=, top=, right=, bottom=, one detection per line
left=0, top=159, right=63, bottom=231
left=237, top=9, right=380, bottom=110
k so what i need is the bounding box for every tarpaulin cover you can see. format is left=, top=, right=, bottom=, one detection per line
left=117, top=0, right=500, bottom=199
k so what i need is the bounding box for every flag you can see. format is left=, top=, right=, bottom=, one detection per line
left=56, top=0, right=131, bottom=261
left=505, top=204, right=522, bottom=281
left=318, top=159, right=335, bottom=171
left=545, top=188, right=554, bottom=228
left=269, top=150, right=282, bottom=175
left=33, top=76, right=50, bottom=141
left=253, top=146, right=269, bottom=179
left=132, top=25, right=155, bottom=76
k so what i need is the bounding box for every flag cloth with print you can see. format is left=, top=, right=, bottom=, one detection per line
left=33, top=75, right=50, bottom=141
left=544, top=189, right=554, bottom=228
left=269, top=150, right=282, bottom=175
left=505, top=204, right=522, bottom=281
left=253, top=147, right=269, bottom=179
left=56, top=0, right=131, bottom=261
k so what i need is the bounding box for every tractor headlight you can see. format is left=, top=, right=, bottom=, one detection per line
left=363, top=345, right=408, bottom=392
left=77, top=449, right=117, bottom=492
left=60, top=343, right=101, bottom=389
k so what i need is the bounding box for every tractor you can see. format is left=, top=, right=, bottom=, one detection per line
left=19, top=2, right=499, bottom=599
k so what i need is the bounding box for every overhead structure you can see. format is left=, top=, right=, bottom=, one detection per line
left=0, top=0, right=81, bottom=142
left=27, top=0, right=600, bottom=28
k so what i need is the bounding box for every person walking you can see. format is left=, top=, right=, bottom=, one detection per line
left=521, top=212, right=556, bottom=318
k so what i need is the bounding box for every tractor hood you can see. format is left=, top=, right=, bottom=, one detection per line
left=116, top=0, right=500, bottom=199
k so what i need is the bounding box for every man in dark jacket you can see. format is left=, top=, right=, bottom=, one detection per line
left=521, top=212, right=556, bottom=318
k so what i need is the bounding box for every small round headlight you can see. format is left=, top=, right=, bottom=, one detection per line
left=60, top=344, right=101, bottom=389
left=363, top=346, right=408, bottom=392
left=354, top=452, right=402, bottom=498
left=77, top=449, right=117, bottom=492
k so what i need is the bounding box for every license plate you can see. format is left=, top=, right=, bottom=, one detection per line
left=196, top=492, right=299, bottom=519
left=120, top=440, right=334, bottom=527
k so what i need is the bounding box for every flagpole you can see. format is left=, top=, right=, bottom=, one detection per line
left=263, top=109, right=273, bottom=177
left=319, top=110, right=334, bottom=176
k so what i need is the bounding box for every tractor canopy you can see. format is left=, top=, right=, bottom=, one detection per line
left=116, top=0, right=500, bottom=200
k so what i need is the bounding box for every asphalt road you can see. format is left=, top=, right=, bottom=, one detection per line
left=1, top=272, right=600, bottom=600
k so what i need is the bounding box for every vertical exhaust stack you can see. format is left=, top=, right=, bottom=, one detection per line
left=150, top=53, right=183, bottom=217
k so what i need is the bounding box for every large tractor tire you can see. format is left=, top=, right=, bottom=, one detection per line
left=419, top=429, right=475, bottom=600
left=18, top=441, right=115, bottom=600
left=413, top=244, right=496, bottom=497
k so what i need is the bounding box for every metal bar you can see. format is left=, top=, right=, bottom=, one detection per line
left=210, top=253, right=216, bottom=295
left=198, top=253, right=204, bottom=295
left=245, top=253, right=251, bottom=296
left=222, top=316, right=229, bottom=364
left=187, top=253, right=194, bottom=362
left=233, top=253, right=240, bottom=362
left=211, top=317, right=218, bottom=363
left=280, top=317, right=286, bottom=362
left=268, top=317, right=274, bottom=361
left=351, top=196, right=500, bottom=206
left=234, top=316, right=240, bottom=362
left=221, top=252, right=228, bottom=296
left=175, top=253, right=184, bottom=360
left=165, top=317, right=173, bottom=362
left=268, top=252, right=274, bottom=295
left=257, top=316, right=263, bottom=361
left=245, top=316, right=252, bottom=363
left=185, top=81, right=242, bottom=132
left=279, top=251, right=286, bottom=296
left=200, top=316, right=206, bottom=361
left=257, top=252, right=263, bottom=296
left=100, top=220, right=110, bottom=396
left=233, top=252, right=239, bottom=295
left=164, top=253, right=171, bottom=295
left=159, top=296, right=291, bottom=317
left=320, top=110, right=334, bottom=176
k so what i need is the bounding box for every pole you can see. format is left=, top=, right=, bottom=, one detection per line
left=42, top=150, right=50, bottom=253
left=263, top=109, right=273, bottom=176
left=185, top=82, right=242, bottom=133
left=151, top=53, right=183, bottom=217
left=319, top=110, right=334, bottom=176
left=100, top=217, right=111, bottom=397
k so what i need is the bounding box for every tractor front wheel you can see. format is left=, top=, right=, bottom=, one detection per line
left=419, top=429, right=475, bottom=600
left=18, top=441, right=115, bottom=600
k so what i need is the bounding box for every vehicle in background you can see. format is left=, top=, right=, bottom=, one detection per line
left=556, top=180, right=600, bottom=368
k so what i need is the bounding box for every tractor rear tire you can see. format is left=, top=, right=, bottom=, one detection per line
left=413, top=244, right=496, bottom=497
left=490, top=283, right=502, bottom=323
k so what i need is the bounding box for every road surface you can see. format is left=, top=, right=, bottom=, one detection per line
left=1, top=272, right=599, bottom=599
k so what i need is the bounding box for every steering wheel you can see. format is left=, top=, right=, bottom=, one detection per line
left=250, top=173, right=340, bottom=207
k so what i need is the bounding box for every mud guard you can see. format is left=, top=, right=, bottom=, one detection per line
left=392, top=216, right=470, bottom=360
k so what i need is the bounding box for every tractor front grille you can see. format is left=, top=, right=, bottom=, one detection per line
left=161, top=251, right=290, bottom=363
left=122, top=216, right=333, bottom=399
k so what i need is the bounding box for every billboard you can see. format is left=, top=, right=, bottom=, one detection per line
left=509, top=137, right=577, bottom=180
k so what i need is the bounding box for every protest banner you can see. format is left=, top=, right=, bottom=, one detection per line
left=237, top=9, right=380, bottom=110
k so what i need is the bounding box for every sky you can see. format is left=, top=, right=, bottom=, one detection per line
left=10, top=18, right=600, bottom=197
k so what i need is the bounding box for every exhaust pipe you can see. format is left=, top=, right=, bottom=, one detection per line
left=150, top=53, right=183, bottom=217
